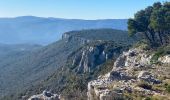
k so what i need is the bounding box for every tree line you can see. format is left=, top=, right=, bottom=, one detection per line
left=128, top=2, right=170, bottom=47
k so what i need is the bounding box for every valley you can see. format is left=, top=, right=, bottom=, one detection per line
left=0, top=1, right=169, bottom=100
left=0, top=29, right=135, bottom=100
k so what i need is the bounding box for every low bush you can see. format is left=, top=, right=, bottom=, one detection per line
left=166, top=85, right=170, bottom=93
left=138, top=82, right=152, bottom=90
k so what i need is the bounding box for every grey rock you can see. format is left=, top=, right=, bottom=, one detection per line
left=158, top=55, right=170, bottom=64
left=138, top=71, right=161, bottom=84
left=109, top=69, right=133, bottom=80
left=114, top=55, right=126, bottom=67
left=114, top=48, right=152, bottom=68
left=69, top=41, right=123, bottom=73
left=28, top=90, right=60, bottom=100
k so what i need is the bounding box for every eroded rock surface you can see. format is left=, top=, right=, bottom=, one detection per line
left=87, top=48, right=164, bottom=100
left=114, top=48, right=152, bottom=68
left=68, top=41, right=125, bottom=73
left=159, top=55, right=170, bottom=64
left=138, top=71, right=161, bottom=84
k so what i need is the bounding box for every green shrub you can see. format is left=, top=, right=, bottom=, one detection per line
left=133, top=40, right=150, bottom=50
left=138, top=82, right=152, bottom=90
left=145, top=97, right=152, bottom=100
left=150, top=47, right=167, bottom=64
left=166, top=85, right=170, bottom=93
left=149, top=43, right=170, bottom=64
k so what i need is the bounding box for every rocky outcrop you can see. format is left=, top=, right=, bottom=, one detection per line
left=62, top=32, right=90, bottom=45
left=138, top=71, right=161, bottom=84
left=87, top=67, right=135, bottom=100
left=87, top=48, right=163, bottom=100
left=159, top=55, right=170, bottom=64
left=28, top=90, right=60, bottom=100
left=67, top=41, right=125, bottom=73
left=114, top=48, right=152, bottom=68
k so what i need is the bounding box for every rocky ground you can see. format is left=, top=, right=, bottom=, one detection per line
left=87, top=48, right=170, bottom=100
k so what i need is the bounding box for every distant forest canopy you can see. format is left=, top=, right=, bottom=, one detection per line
left=128, top=2, right=170, bottom=47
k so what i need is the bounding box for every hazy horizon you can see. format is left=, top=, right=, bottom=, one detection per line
left=0, top=15, right=129, bottom=20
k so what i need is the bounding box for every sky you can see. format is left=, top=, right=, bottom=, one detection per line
left=0, top=0, right=168, bottom=19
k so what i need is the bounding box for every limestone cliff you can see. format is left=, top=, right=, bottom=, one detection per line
left=67, top=41, right=127, bottom=73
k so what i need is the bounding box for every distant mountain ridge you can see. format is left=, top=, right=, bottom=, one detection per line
left=0, top=16, right=127, bottom=44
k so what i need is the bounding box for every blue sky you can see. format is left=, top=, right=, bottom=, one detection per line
left=0, top=0, right=168, bottom=19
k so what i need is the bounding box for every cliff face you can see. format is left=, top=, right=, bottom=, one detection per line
left=67, top=41, right=126, bottom=73
left=62, top=32, right=91, bottom=45
left=87, top=48, right=170, bottom=100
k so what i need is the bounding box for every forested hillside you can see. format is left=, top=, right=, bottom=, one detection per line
left=0, top=29, right=136, bottom=100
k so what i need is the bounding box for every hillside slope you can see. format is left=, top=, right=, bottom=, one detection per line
left=0, top=43, right=41, bottom=57
left=25, top=41, right=128, bottom=100
left=0, top=29, right=135, bottom=100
